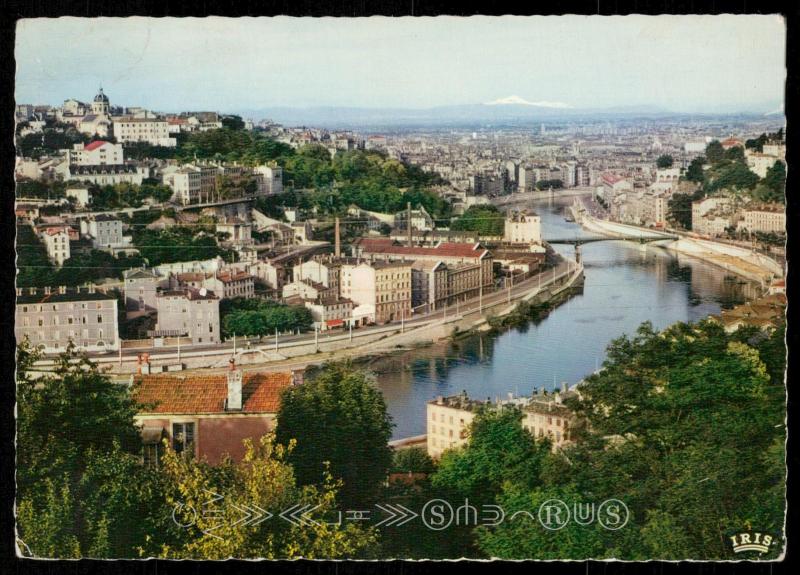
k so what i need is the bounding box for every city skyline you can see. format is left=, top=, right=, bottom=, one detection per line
left=15, top=15, right=786, bottom=115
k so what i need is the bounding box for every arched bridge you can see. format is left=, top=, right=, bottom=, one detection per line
left=546, top=233, right=678, bottom=246
left=545, top=232, right=679, bottom=264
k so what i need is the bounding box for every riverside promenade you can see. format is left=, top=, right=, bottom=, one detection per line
left=30, top=255, right=585, bottom=377
left=571, top=199, right=782, bottom=286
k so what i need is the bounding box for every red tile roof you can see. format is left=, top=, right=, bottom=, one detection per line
left=354, top=238, right=489, bottom=259
left=602, top=173, right=624, bottom=185
left=84, top=140, right=109, bottom=151
left=134, top=371, right=293, bottom=414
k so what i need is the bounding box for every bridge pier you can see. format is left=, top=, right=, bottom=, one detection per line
left=574, top=244, right=582, bottom=264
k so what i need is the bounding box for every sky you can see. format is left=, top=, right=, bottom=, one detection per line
left=15, top=15, right=786, bottom=114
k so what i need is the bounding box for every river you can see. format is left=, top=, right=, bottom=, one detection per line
left=366, top=194, right=762, bottom=439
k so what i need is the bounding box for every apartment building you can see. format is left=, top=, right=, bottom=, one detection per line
left=113, top=117, right=176, bottom=147
left=164, top=168, right=202, bottom=205
left=504, top=210, right=542, bottom=244
left=411, top=260, right=448, bottom=312
left=426, top=392, right=486, bottom=458
left=738, top=204, right=786, bottom=234
left=522, top=386, right=578, bottom=449
left=304, top=297, right=354, bottom=331
left=203, top=270, right=256, bottom=300
left=154, top=287, right=220, bottom=344
left=15, top=286, right=119, bottom=353
left=39, top=226, right=71, bottom=266
left=352, top=238, right=494, bottom=303
left=123, top=268, right=161, bottom=312
left=64, top=140, right=124, bottom=165
left=85, top=215, right=125, bottom=249
left=69, top=163, right=147, bottom=186
left=293, top=257, right=341, bottom=293
left=340, top=260, right=412, bottom=324
left=254, top=165, right=283, bottom=194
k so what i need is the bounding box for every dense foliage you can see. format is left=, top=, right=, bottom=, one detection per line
left=275, top=363, right=394, bottom=508
left=131, top=227, right=230, bottom=266
left=220, top=297, right=313, bottom=337
left=15, top=343, right=380, bottom=559
left=450, top=205, right=504, bottom=236
left=452, top=321, right=785, bottom=560
left=656, top=154, right=674, bottom=169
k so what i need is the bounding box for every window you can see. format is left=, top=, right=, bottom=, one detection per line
left=97, top=315, right=103, bottom=323
left=143, top=443, right=160, bottom=468
left=172, top=422, right=195, bottom=454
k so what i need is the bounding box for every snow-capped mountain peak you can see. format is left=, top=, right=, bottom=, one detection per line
left=483, top=95, right=572, bottom=109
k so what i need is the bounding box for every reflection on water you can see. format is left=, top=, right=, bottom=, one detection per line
left=369, top=196, right=761, bottom=439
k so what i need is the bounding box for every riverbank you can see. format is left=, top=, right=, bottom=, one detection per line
left=576, top=208, right=782, bottom=287
left=28, top=255, right=584, bottom=378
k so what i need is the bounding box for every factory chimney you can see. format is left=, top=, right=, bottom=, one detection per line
left=407, top=201, right=413, bottom=247
left=334, top=217, right=341, bottom=258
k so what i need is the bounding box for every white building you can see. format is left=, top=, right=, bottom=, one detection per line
left=65, top=186, right=91, bottom=207
left=738, top=205, right=786, bottom=234
left=39, top=226, right=71, bottom=266
left=64, top=140, right=124, bottom=166
left=155, top=287, right=220, bottom=344
left=164, top=169, right=202, bottom=205
left=84, top=215, right=125, bottom=249
left=113, top=118, right=177, bottom=147
left=15, top=286, right=120, bottom=353
left=504, top=210, right=542, bottom=244
left=254, top=165, right=283, bottom=195
left=69, top=164, right=147, bottom=186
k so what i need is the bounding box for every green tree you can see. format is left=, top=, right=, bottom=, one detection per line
left=705, top=140, right=724, bottom=165
left=684, top=156, right=706, bottom=183
left=656, top=154, right=674, bottom=169
left=391, top=447, right=435, bottom=474
left=763, top=160, right=786, bottom=197
left=275, top=363, right=393, bottom=507
left=15, top=342, right=171, bottom=558
left=431, top=407, right=550, bottom=506
left=220, top=115, right=246, bottom=130
left=450, top=205, right=504, bottom=236
left=724, top=146, right=745, bottom=163
left=667, top=192, right=696, bottom=230
left=159, top=435, right=378, bottom=559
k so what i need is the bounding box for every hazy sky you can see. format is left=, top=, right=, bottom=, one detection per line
left=15, top=15, right=786, bottom=113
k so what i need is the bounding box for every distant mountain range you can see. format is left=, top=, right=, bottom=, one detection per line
left=232, top=97, right=782, bottom=128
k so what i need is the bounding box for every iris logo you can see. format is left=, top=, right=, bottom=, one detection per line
left=729, top=532, right=775, bottom=555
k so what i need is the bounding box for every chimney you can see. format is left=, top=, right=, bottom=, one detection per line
left=137, top=352, right=151, bottom=375
left=407, top=201, right=413, bottom=247
left=226, top=358, right=242, bottom=410
left=290, top=368, right=305, bottom=386
left=334, top=217, right=341, bottom=258
left=436, top=395, right=444, bottom=405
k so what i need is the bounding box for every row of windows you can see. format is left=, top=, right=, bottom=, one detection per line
left=430, top=437, right=456, bottom=449
left=431, top=412, right=466, bottom=427
left=20, top=302, right=107, bottom=313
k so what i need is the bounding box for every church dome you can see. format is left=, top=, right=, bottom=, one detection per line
left=94, top=88, right=109, bottom=103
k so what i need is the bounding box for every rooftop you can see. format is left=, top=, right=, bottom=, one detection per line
left=17, top=286, right=115, bottom=305
left=354, top=237, right=489, bottom=260
left=134, top=371, right=293, bottom=415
